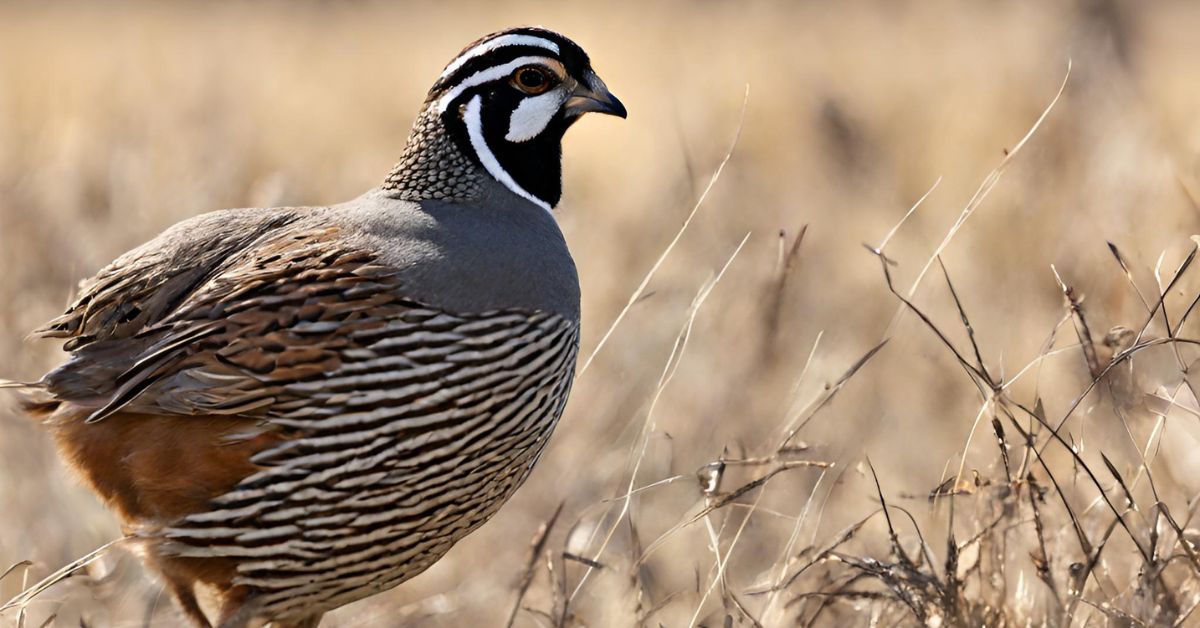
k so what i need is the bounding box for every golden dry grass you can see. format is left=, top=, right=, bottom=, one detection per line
left=4, top=1, right=1200, bottom=626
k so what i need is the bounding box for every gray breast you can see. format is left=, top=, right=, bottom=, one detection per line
left=339, top=189, right=581, bottom=321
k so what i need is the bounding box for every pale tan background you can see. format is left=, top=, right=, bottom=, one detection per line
left=3, top=1, right=1200, bottom=626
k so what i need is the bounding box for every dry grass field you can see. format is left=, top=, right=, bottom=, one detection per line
left=4, top=1, right=1200, bottom=626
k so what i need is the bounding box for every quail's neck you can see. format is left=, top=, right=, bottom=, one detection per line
left=381, top=106, right=484, bottom=203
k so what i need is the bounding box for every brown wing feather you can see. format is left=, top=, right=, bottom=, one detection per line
left=44, top=223, right=416, bottom=424
left=35, top=208, right=301, bottom=349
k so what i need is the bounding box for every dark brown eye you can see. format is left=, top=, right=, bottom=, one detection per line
left=512, top=66, right=553, bottom=94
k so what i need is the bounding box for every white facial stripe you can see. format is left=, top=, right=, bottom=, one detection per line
left=506, top=91, right=565, bottom=142
left=437, top=56, right=557, bottom=114
left=464, top=95, right=552, bottom=213
left=438, top=34, right=560, bottom=82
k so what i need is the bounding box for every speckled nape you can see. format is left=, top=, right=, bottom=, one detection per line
left=381, top=105, right=483, bottom=202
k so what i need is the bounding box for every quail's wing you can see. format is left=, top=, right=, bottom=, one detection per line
left=36, top=208, right=303, bottom=350
left=45, top=223, right=579, bottom=426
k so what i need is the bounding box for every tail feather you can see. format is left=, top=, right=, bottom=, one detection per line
left=0, top=376, right=50, bottom=390
left=0, top=378, right=59, bottom=418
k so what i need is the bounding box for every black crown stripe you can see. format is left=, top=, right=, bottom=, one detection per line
left=430, top=46, right=565, bottom=98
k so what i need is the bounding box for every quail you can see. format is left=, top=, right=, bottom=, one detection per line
left=4, top=27, right=624, bottom=627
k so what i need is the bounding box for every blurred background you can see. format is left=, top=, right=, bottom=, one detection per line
left=3, top=1, right=1200, bottom=625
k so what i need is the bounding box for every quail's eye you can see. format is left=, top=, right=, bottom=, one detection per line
left=512, top=66, right=553, bottom=94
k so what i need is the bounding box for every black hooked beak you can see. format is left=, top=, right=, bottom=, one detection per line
left=564, top=70, right=627, bottom=119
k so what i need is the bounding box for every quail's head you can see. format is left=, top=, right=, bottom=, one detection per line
left=394, top=27, right=625, bottom=211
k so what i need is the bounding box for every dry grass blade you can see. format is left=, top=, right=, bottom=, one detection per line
left=991, top=418, right=1011, bottom=481
left=0, top=537, right=128, bottom=614
left=1100, top=453, right=1137, bottom=511
left=777, top=340, right=888, bottom=450
left=576, top=84, right=750, bottom=378
left=938, top=257, right=994, bottom=388
left=1135, top=241, right=1198, bottom=343
left=688, top=479, right=769, bottom=627
left=755, top=511, right=877, bottom=594
left=1177, top=285, right=1200, bottom=333
left=1156, top=502, right=1200, bottom=575
left=760, top=467, right=831, bottom=620
left=638, top=460, right=832, bottom=567
left=872, top=177, right=942, bottom=256
left=1108, top=241, right=1154, bottom=313
left=1052, top=267, right=1103, bottom=379
left=1045, top=335, right=1200, bottom=446
left=569, top=232, right=752, bottom=605
left=505, top=503, right=564, bottom=628
left=874, top=248, right=989, bottom=390
left=0, top=562, right=31, bottom=586
left=761, top=225, right=808, bottom=361
left=1004, top=410, right=1094, bottom=557
left=1176, top=600, right=1200, bottom=628
left=1026, top=474, right=1062, bottom=609
left=896, top=59, right=1071, bottom=310
left=864, top=458, right=913, bottom=571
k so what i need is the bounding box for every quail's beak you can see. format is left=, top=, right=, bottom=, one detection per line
left=564, top=70, right=627, bottom=119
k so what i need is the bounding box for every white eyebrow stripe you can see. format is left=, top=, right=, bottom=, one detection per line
left=464, top=94, right=553, bottom=213
left=437, top=56, right=556, bottom=114
left=438, top=34, right=560, bottom=82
